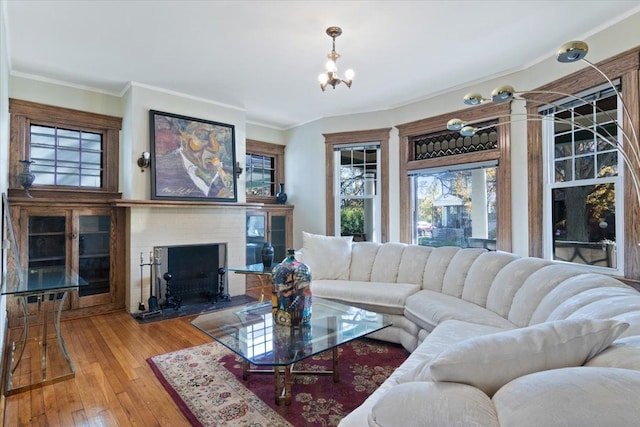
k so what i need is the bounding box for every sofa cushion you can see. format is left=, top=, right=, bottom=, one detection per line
left=405, top=289, right=515, bottom=332
left=301, top=231, right=352, bottom=280
left=311, top=279, right=420, bottom=316
left=368, top=381, right=499, bottom=427
left=425, top=319, right=629, bottom=396
left=493, top=367, right=640, bottom=427
left=585, top=335, right=640, bottom=370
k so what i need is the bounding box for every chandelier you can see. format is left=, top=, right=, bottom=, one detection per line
left=318, top=26, right=354, bottom=92
left=446, top=40, right=640, bottom=210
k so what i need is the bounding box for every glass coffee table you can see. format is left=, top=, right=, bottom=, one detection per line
left=191, top=297, right=391, bottom=405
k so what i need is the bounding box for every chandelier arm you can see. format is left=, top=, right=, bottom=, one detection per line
left=464, top=114, right=640, bottom=214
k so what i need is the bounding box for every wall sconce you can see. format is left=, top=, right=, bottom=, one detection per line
left=235, top=161, right=243, bottom=178
left=137, top=152, right=150, bottom=172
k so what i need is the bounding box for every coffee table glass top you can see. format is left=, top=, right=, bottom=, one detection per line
left=191, top=297, right=391, bottom=366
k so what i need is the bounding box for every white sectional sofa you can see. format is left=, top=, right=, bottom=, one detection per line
left=298, top=232, right=640, bottom=427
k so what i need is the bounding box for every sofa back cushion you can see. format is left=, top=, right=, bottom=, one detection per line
left=370, top=242, right=408, bottom=283
left=461, top=250, right=519, bottom=307
left=349, top=242, right=382, bottom=281
left=485, top=257, right=553, bottom=318
left=439, top=248, right=487, bottom=298
left=420, top=246, right=462, bottom=292
left=396, top=244, right=434, bottom=285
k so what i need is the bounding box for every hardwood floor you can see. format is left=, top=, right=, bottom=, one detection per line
left=2, top=309, right=213, bottom=426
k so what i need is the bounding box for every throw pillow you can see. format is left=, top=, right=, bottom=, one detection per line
left=425, top=319, right=629, bottom=396
left=301, top=231, right=353, bottom=280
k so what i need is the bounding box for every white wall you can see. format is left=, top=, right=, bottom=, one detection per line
left=247, top=122, right=286, bottom=145
left=0, top=0, right=11, bottom=371
left=9, top=75, right=122, bottom=117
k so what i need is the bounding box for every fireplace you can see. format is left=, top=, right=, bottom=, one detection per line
left=153, top=242, right=228, bottom=308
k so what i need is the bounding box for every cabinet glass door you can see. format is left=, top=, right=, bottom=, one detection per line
left=28, top=215, right=67, bottom=287
left=78, top=215, right=111, bottom=297
left=246, top=213, right=266, bottom=264
left=270, top=214, right=287, bottom=262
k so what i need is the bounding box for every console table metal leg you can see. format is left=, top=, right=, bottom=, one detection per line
left=10, top=295, right=29, bottom=376
left=54, top=292, right=73, bottom=366
left=333, top=347, right=339, bottom=382
left=40, top=293, right=48, bottom=379
left=5, top=289, right=76, bottom=395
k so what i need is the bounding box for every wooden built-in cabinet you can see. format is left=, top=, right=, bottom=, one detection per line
left=246, top=205, right=294, bottom=265
left=9, top=199, right=125, bottom=323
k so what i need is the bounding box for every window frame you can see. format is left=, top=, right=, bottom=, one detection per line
left=541, top=87, right=624, bottom=274
left=334, top=143, right=382, bottom=242
left=324, top=128, right=391, bottom=242
left=398, top=102, right=512, bottom=250
left=245, top=139, right=285, bottom=204
left=525, top=47, right=640, bottom=280
left=9, top=99, right=121, bottom=198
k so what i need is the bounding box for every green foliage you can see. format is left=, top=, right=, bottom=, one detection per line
left=341, top=205, right=364, bottom=234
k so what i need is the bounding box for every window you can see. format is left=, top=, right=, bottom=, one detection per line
left=335, top=144, right=380, bottom=242
left=9, top=99, right=121, bottom=196
left=398, top=102, right=511, bottom=249
left=526, top=46, right=639, bottom=279
left=542, top=85, right=623, bottom=272
left=324, top=128, right=390, bottom=242
left=411, top=162, right=497, bottom=248
left=245, top=139, right=285, bottom=203
left=30, top=125, right=103, bottom=187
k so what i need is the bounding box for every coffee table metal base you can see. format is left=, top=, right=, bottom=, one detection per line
left=242, top=347, right=339, bottom=405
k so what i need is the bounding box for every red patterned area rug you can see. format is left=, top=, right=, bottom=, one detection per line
left=148, top=338, right=408, bottom=426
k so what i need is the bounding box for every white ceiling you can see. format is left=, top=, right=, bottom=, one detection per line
left=5, top=1, right=640, bottom=130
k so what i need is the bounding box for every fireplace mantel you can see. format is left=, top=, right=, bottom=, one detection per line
left=113, top=199, right=264, bottom=209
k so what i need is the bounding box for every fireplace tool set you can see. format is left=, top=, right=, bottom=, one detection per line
left=137, top=250, right=163, bottom=319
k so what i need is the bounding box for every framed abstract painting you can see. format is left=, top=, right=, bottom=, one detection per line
left=149, top=110, right=238, bottom=202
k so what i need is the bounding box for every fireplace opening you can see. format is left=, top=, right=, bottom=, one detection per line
left=154, top=242, right=228, bottom=308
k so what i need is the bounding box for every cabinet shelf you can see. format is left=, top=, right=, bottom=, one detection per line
left=29, top=256, right=66, bottom=263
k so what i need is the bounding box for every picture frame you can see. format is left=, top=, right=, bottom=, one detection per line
left=149, top=110, right=238, bottom=202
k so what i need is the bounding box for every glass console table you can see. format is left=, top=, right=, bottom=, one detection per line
left=228, top=263, right=274, bottom=303
left=1, top=269, right=86, bottom=395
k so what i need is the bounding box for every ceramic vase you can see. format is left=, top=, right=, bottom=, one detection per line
left=271, top=248, right=312, bottom=327
left=18, top=160, right=36, bottom=198
left=276, top=183, right=288, bottom=204
left=261, top=242, right=274, bottom=269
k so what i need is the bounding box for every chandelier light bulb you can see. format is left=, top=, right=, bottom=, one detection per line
left=325, top=60, right=337, bottom=73
left=318, top=26, right=354, bottom=92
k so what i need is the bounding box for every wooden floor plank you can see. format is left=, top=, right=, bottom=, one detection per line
left=2, top=309, right=215, bottom=426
